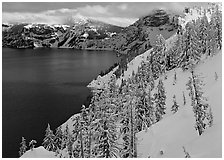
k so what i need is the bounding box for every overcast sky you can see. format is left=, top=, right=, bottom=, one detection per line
left=2, top=2, right=211, bottom=27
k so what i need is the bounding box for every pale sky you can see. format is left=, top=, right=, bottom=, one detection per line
left=2, top=2, right=211, bottom=27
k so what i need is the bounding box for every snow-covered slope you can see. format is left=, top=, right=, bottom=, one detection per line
left=87, top=33, right=178, bottom=89
left=21, top=146, right=56, bottom=158
left=137, top=51, right=222, bottom=158
left=87, top=66, right=119, bottom=89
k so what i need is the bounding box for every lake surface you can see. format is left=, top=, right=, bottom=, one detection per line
left=2, top=48, right=119, bottom=158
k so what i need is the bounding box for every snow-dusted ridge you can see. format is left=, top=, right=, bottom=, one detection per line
left=87, top=6, right=213, bottom=90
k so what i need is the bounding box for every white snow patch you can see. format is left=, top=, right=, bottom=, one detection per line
left=21, top=146, right=56, bottom=158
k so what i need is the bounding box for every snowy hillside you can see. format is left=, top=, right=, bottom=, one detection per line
left=21, top=146, right=56, bottom=158
left=137, top=51, right=222, bottom=158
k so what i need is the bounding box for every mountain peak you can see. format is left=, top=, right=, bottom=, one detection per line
left=134, top=9, right=170, bottom=27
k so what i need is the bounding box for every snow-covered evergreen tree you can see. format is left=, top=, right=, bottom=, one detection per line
left=119, top=78, right=139, bottom=158
left=74, top=104, right=93, bottom=158
left=183, top=146, right=191, bottom=158
left=64, top=124, right=74, bottom=157
left=167, top=34, right=184, bottom=69
left=186, top=76, right=195, bottom=107
left=42, top=123, right=56, bottom=151
left=186, top=70, right=210, bottom=135
left=54, top=126, right=63, bottom=150
left=120, top=97, right=132, bottom=158
left=145, top=86, right=155, bottom=126
left=66, top=131, right=74, bottom=158
left=213, top=4, right=222, bottom=49
left=207, top=107, right=214, bottom=127
left=183, top=91, right=186, bottom=106
left=154, top=79, right=166, bottom=122
left=119, top=81, right=132, bottom=158
left=19, top=137, right=27, bottom=157
left=173, top=71, right=177, bottom=85
left=146, top=62, right=155, bottom=90
left=181, top=22, right=201, bottom=70
left=151, top=34, right=167, bottom=78
left=197, top=12, right=209, bottom=55
left=92, top=79, right=121, bottom=158
left=207, top=19, right=217, bottom=56
left=215, top=72, right=218, bottom=81
left=29, top=140, right=37, bottom=151
left=71, top=116, right=82, bottom=158
left=171, top=95, right=179, bottom=114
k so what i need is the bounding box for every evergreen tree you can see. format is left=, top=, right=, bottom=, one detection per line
left=181, top=22, right=191, bottom=70
left=171, top=95, right=179, bottom=114
left=154, top=79, right=166, bottom=122
left=186, top=71, right=210, bottom=135
left=120, top=81, right=131, bottom=158
left=213, top=4, right=222, bottom=50
left=64, top=124, right=74, bottom=158
left=120, top=96, right=132, bottom=158
left=19, top=137, right=27, bottom=157
left=173, top=71, right=177, bottom=85
left=42, top=123, right=56, bottom=151
left=85, top=106, right=95, bottom=158
left=181, top=22, right=201, bottom=70
left=54, top=126, right=63, bottom=150
left=215, top=72, right=218, bottom=81
left=182, top=146, right=191, bottom=158
left=72, top=116, right=82, bottom=158
left=119, top=78, right=139, bottom=158
left=207, top=19, right=217, bottom=56
left=145, top=86, right=155, bottom=126
left=92, top=82, right=120, bottom=158
left=79, top=105, right=87, bottom=158
left=128, top=81, right=138, bottom=158
left=186, top=77, right=194, bottom=103
left=74, top=105, right=93, bottom=158
left=197, top=12, right=209, bottom=55
left=29, top=140, right=37, bottom=151
left=146, top=62, right=155, bottom=90
left=183, top=91, right=186, bottom=106
left=168, top=34, right=184, bottom=69
left=207, top=107, right=214, bottom=127
left=151, top=34, right=167, bottom=77
left=67, top=132, right=74, bottom=158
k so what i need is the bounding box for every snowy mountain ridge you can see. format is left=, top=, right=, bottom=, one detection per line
left=87, top=6, right=213, bottom=90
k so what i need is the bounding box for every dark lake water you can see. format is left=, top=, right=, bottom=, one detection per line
left=2, top=48, right=119, bottom=158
